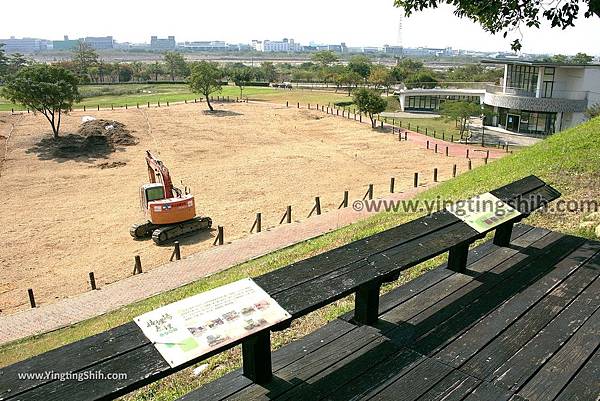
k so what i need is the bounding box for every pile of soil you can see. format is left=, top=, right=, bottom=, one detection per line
left=93, top=161, right=127, bottom=169
left=27, top=119, right=138, bottom=161
left=77, top=119, right=138, bottom=146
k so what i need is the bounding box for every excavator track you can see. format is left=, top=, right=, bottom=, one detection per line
left=151, top=216, right=212, bottom=245
left=130, top=221, right=161, bottom=239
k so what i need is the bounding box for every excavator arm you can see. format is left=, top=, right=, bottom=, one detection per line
left=145, top=150, right=175, bottom=198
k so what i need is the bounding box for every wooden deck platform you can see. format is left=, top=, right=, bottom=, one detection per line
left=180, top=224, right=600, bottom=401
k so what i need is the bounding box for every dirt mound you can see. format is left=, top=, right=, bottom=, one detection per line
left=77, top=119, right=138, bottom=146
left=27, top=119, right=138, bottom=161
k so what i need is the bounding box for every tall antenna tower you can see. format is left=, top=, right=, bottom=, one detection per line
left=397, top=11, right=404, bottom=57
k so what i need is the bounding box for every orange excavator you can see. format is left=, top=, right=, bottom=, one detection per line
left=130, top=150, right=212, bottom=245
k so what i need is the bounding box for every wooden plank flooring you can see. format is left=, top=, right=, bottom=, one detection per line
left=179, top=224, right=600, bottom=401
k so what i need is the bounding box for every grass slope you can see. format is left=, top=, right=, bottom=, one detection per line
left=1, top=117, right=599, bottom=400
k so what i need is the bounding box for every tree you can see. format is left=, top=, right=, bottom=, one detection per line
left=339, top=70, right=362, bottom=95
left=439, top=101, right=481, bottom=140
left=259, top=62, right=278, bottom=82
left=118, top=64, right=133, bottom=83
left=164, top=51, right=189, bottom=81
left=2, top=64, right=80, bottom=138
left=72, top=41, right=98, bottom=80
left=230, top=66, right=255, bottom=98
left=311, top=50, right=339, bottom=67
left=405, top=71, right=438, bottom=89
left=571, top=52, right=594, bottom=64
left=368, top=65, right=393, bottom=94
left=584, top=103, right=600, bottom=120
left=348, top=55, right=372, bottom=80
left=6, top=53, right=28, bottom=75
left=394, top=0, right=600, bottom=51
left=353, top=88, right=388, bottom=128
left=147, top=62, right=164, bottom=81
left=189, top=61, right=223, bottom=111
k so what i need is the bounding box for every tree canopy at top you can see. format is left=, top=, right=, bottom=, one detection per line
left=394, top=0, right=600, bottom=51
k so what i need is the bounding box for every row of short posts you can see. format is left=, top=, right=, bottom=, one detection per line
left=59, top=97, right=241, bottom=113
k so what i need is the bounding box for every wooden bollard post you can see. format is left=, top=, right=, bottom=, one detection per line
left=398, top=132, right=402, bottom=141
left=83, top=105, right=86, bottom=111
left=466, top=149, right=470, bottom=158
left=254, top=213, right=262, bottom=233
left=468, top=160, right=472, bottom=170
left=408, top=122, right=411, bottom=130
left=286, top=205, right=292, bottom=223
left=365, top=184, right=374, bottom=200
left=390, top=177, right=395, bottom=193
left=484, top=158, right=488, bottom=165
left=167, top=101, right=169, bottom=107
left=137, top=103, right=139, bottom=108
left=337, top=109, right=339, bottom=116
left=134, top=255, right=142, bottom=275
left=297, top=102, right=300, bottom=108
left=97, top=105, right=100, bottom=111
left=442, top=132, right=445, bottom=140
left=434, top=143, right=438, bottom=153
left=111, top=104, right=114, bottom=110
left=89, top=272, right=97, bottom=290
left=416, top=125, right=419, bottom=132
left=506, top=143, right=510, bottom=153
left=28, top=289, right=36, bottom=308
left=405, top=132, right=408, bottom=141
left=414, top=172, right=419, bottom=188
left=185, top=99, right=187, bottom=104
left=158, top=101, right=161, bottom=107
left=308, top=103, right=311, bottom=110
left=315, top=197, right=321, bottom=215
left=433, top=168, right=438, bottom=182
left=173, top=241, right=181, bottom=261
left=194, top=98, right=197, bottom=103
left=11, top=108, right=14, bottom=114
left=381, top=121, right=384, bottom=129
left=486, top=150, right=490, bottom=159
left=426, top=127, right=428, bottom=135
left=451, top=134, right=454, bottom=142
left=359, top=114, right=362, bottom=123
left=426, top=140, right=430, bottom=149
left=445, top=146, right=449, bottom=156
left=214, top=226, right=224, bottom=245
left=125, top=104, right=128, bottom=110
left=147, top=102, right=150, bottom=108
left=453, top=164, right=457, bottom=178
left=339, top=190, right=349, bottom=209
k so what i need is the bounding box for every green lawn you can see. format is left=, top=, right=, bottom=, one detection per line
left=0, top=84, right=352, bottom=112
left=1, top=113, right=599, bottom=400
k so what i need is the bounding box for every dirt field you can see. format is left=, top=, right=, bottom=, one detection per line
left=0, top=102, right=479, bottom=313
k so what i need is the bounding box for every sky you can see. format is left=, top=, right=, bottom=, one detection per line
left=1, top=0, right=599, bottom=55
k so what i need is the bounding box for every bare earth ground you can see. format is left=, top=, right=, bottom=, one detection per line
left=0, top=102, right=478, bottom=313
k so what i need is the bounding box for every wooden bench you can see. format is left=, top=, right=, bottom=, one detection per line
left=0, top=175, right=560, bottom=401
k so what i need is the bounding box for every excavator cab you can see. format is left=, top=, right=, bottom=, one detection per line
left=140, top=183, right=165, bottom=211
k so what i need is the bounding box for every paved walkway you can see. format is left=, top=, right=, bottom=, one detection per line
left=0, top=186, right=431, bottom=345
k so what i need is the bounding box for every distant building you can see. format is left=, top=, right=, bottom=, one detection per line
left=150, top=36, right=176, bottom=50
left=83, top=36, right=114, bottom=50
left=252, top=38, right=302, bottom=52
left=383, top=45, right=403, bottom=55
left=314, top=43, right=347, bottom=53
left=179, top=41, right=228, bottom=51
left=0, top=36, right=48, bottom=53
left=52, top=35, right=79, bottom=51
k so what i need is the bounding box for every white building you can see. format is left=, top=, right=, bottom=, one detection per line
left=396, top=59, right=600, bottom=136
left=0, top=36, right=48, bottom=53
left=252, top=38, right=302, bottom=52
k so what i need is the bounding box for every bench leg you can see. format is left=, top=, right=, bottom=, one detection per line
left=493, top=222, right=514, bottom=247
left=448, top=243, right=470, bottom=273
left=242, top=330, right=272, bottom=384
left=353, top=282, right=381, bottom=325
